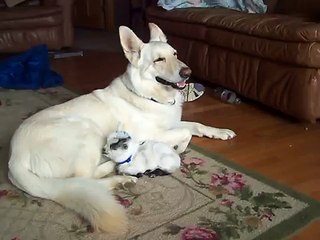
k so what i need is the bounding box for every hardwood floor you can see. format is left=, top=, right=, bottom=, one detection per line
left=52, top=50, right=320, bottom=239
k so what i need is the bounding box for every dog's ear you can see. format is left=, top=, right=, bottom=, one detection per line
left=149, top=23, right=167, bottom=43
left=119, top=26, right=144, bottom=65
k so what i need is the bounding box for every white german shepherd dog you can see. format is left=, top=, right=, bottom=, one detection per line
left=8, top=23, right=236, bottom=233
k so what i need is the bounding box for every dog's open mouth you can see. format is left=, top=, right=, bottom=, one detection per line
left=155, top=77, right=187, bottom=90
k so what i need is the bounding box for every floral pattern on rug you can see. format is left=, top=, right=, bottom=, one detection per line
left=160, top=152, right=293, bottom=239
left=0, top=87, right=318, bottom=240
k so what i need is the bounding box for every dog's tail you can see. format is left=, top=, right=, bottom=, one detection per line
left=8, top=153, right=127, bottom=233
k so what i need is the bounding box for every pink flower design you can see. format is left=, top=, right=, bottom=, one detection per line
left=210, top=171, right=246, bottom=194
left=180, top=225, right=218, bottom=240
left=182, top=157, right=206, bottom=166
left=115, top=195, right=132, bottom=208
left=260, top=210, right=275, bottom=221
left=0, top=190, right=9, bottom=199
left=180, top=166, right=189, bottom=174
left=220, top=199, right=234, bottom=207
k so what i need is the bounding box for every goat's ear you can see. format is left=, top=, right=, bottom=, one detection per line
left=119, top=26, right=144, bottom=65
left=149, top=23, right=167, bottom=42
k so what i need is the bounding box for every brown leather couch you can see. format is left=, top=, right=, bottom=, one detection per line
left=0, top=0, right=75, bottom=52
left=146, top=0, right=320, bottom=122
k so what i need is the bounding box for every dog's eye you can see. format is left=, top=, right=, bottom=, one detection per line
left=173, top=52, right=177, bottom=56
left=122, top=144, right=128, bottom=150
left=154, top=57, right=165, bottom=63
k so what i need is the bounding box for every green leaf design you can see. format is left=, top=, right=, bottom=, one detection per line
left=216, top=194, right=223, bottom=199
left=246, top=225, right=255, bottom=233
left=185, top=172, right=192, bottom=178
left=198, top=216, right=210, bottom=222
left=217, top=226, right=240, bottom=240
left=227, top=227, right=241, bottom=239
left=198, top=216, right=218, bottom=230
left=195, top=170, right=208, bottom=175
left=244, top=206, right=251, bottom=215
left=226, top=213, right=239, bottom=225
left=274, top=192, right=286, bottom=197
left=252, top=206, right=259, bottom=212
left=239, top=186, right=253, bottom=200
left=221, top=168, right=228, bottom=174
left=163, top=223, right=183, bottom=235
left=251, top=192, right=292, bottom=209
left=209, top=207, right=220, bottom=213
left=235, top=205, right=243, bottom=212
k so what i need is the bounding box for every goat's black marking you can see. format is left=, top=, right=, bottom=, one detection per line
left=110, top=137, right=131, bottom=150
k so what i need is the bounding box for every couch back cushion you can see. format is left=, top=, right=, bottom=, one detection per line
left=275, top=0, right=320, bottom=20
left=263, top=0, right=278, bottom=13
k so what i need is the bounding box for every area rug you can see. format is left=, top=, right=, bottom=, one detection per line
left=0, top=87, right=319, bottom=240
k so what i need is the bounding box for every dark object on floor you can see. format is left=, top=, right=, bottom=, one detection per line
left=214, top=87, right=241, bottom=104
left=0, top=45, right=63, bottom=89
left=49, top=48, right=84, bottom=59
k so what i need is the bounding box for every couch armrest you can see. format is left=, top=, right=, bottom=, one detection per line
left=48, top=0, right=75, bottom=47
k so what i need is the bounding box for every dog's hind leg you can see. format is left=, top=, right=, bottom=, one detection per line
left=145, top=169, right=169, bottom=178
left=93, top=161, right=116, bottom=178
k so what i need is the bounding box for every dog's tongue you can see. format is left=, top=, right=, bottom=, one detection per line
left=176, top=80, right=187, bottom=88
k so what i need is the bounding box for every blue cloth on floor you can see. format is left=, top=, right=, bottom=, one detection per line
left=0, top=45, right=63, bottom=89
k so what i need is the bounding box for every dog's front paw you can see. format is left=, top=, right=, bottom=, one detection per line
left=125, top=176, right=138, bottom=184
left=120, top=176, right=138, bottom=189
left=118, top=176, right=138, bottom=187
left=213, top=128, right=236, bottom=140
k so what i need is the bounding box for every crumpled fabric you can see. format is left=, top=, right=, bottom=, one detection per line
left=157, top=0, right=267, bottom=13
left=0, top=45, right=63, bottom=90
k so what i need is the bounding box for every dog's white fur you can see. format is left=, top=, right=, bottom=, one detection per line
left=8, top=23, right=236, bottom=233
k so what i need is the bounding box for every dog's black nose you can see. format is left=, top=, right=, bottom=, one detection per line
left=179, top=67, right=192, bottom=79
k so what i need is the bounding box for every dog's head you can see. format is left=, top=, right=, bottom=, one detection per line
left=119, top=23, right=191, bottom=97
